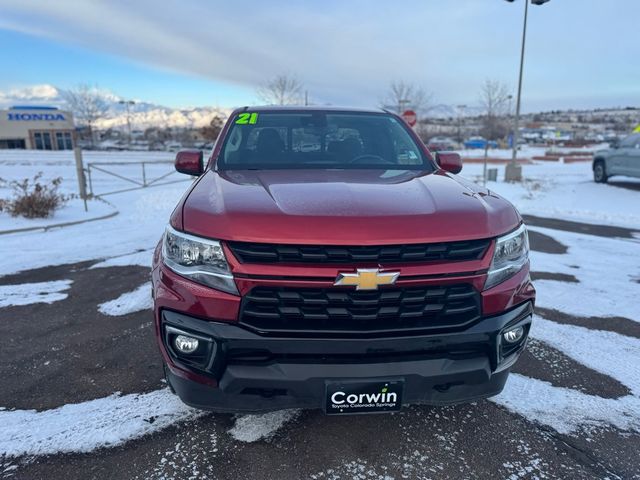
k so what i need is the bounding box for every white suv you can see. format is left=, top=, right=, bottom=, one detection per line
left=593, top=133, right=640, bottom=182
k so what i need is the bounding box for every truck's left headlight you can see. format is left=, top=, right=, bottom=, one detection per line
left=485, top=224, right=529, bottom=290
left=162, top=225, right=238, bottom=295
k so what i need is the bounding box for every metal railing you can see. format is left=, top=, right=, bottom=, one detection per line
left=86, top=160, right=188, bottom=197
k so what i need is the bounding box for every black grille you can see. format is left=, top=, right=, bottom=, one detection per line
left=227, top=239, right=490, bottom=264
left=239, top=284, right=481, bottom=336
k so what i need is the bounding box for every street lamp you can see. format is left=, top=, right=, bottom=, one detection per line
left=506, top=94, right=513, bottom=146
left=504, top=0, right=551, bottom=182
left=397, top=98, right=411, bottom=114
left=456, top=104, right=467, bottom=145
left=119, top=99, right=135, bottom=146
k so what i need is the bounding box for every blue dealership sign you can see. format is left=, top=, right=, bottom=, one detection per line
left=7, top=113, right=66, bottom=121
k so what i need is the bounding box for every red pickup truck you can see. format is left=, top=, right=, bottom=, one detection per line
left=152, top=106, right=534, bottom=415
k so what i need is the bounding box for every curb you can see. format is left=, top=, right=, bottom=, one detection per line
left=0, top=209, right=119, bottom=236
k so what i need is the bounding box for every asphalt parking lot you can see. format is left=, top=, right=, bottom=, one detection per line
left=0, top=214, right=639, bottom=480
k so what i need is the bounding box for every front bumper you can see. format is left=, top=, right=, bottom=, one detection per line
left=160, top=301, right=533, bottom=413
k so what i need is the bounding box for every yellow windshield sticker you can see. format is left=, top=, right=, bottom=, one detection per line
left=235, top=112, right=258, bottom=125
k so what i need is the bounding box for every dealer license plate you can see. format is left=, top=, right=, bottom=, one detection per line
left=325, top=379, right=403, bottom=415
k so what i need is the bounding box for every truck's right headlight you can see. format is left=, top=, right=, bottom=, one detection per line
left=162, top=225, right=238, bottom=295
left=485, top=224, right=529, bottom=290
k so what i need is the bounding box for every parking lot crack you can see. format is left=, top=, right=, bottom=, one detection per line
left=538, top=426, right=624, bottom=480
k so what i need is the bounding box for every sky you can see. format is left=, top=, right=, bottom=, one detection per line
left=0, top=0, right=638, bottom=112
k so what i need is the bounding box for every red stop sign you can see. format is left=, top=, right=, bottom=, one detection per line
left=401, top=109, right=417, bottom=127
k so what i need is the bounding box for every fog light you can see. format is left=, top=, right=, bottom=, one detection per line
left=503, top=326, right=525, bottom=344
left=174, top=335, right=199, bottom=354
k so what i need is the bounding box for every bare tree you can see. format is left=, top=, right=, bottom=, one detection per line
left=478, top=79, right=511, bottom=184
left=382, top=81, right=433, bottom=115
left=257, top=74, right=304, bottom=105
left=200, top=115, right=226, bottom=143
left=62, top=84, right=109, bottom=146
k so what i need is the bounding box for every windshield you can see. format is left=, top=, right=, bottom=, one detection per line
left=217, top=111, right=433, bottom=170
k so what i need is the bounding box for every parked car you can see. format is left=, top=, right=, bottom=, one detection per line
left=152, top=106, right=535, bottom=414
left=427, top=136, right=456, bottom=152
left=464, top=137, right=498, bottom=149
left=593, top=133, right=640, bottom=182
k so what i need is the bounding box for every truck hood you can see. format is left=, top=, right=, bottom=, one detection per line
left=179, top=169, right=521, bottom=245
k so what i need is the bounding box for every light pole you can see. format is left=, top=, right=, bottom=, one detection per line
left=504, top=0, right=550, bottom=182
left=119, top=99, right=135, bottom=146
left=382, top=99, right=412, bottom=115
left=456, top=104, right=467, bottom=146
left=398, top=98, right=411, bottom=114
left=506, top=94, right=513, bottom=146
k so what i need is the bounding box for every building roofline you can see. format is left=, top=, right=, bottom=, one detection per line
left=9, top=106, right=59, bottom=110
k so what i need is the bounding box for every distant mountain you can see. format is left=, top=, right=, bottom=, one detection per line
left=95, top=105, right=231, bottom=130
left=0, top=84, right=231, bottom=130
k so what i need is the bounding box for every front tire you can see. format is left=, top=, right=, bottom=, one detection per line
left=593, top=161, right=608, bottom=183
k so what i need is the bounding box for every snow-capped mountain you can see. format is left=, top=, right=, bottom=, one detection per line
left=0, top=84, right=231, bottom=130
left=94, top=106, right=231, bottom=130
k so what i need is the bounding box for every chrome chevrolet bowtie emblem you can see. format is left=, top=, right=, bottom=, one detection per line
left=334, top=268, right=400, bottom=291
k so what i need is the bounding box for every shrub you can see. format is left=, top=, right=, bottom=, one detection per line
left=0, top=173, right=68, bottom=218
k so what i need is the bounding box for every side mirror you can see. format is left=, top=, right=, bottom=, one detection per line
left=609, top=139, right=620, bottom=149
left=175, top=150, right=204, bottom=176
left=436, top=152, right=462, bottom=174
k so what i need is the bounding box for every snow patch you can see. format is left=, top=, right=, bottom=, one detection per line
left=0, top=280, right=72, bottom=308
left=0, top=198, right=116, bottom=234
left=529, top=250, right=579, bottom=277
left=528, top=226, right=640, bottom=322
left=140, top=425, right=219, bottom=480
left=310, top=460, right=395, bottom=480
left=228, top=409, right=301, bottom=442
left=460, top=161, right=640, bottom=229
left=90, top=250, right=152, bottom=269
left=531, top=316, right=640, bottom=394
left=495, top=232, right=640, bottom=435
left=0, top=150, right=187, bottom=276
left=491, top=374, right=640, bottom=435
left=98, top=282, right=152, bottom=316
left=0, top=388, right=202, bottom=457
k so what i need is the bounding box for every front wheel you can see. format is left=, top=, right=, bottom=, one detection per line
left=593, top=161, right=608, bottom=183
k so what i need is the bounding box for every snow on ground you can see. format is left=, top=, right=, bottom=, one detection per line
left=460, top=160, right=640, bottom=229
left=492, top=222, right=640, bottom=434
left=455, top=143, right=607, bottom=160
left=98, top=282, right=152, bottom=316
left=0, top=150, right=176, bottom=200
left=528, top=226, right=640, bottom=322
left=531, top=316, right=640, bottom=393
left=0, top=150, right=188, bottom=276
left=310, top=459, right=396, bottom=480
left=89, top=250, right=152, bottom=269
left=0, top=197, right=116, bottom=233
left=228, top=410, right=301, bottom=443
left=492, top=374, right=640, bottom=435
left=0, top=280, right=72, bottom=308
left=456, top=144, right=544, bottom=159
left=0, top=184, right=183, bottom=276
left=139, top=423, right=220, bottom=480
left=0, top=388, right=202, bottom=457
left=493, top=312, right=640, bottom=434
